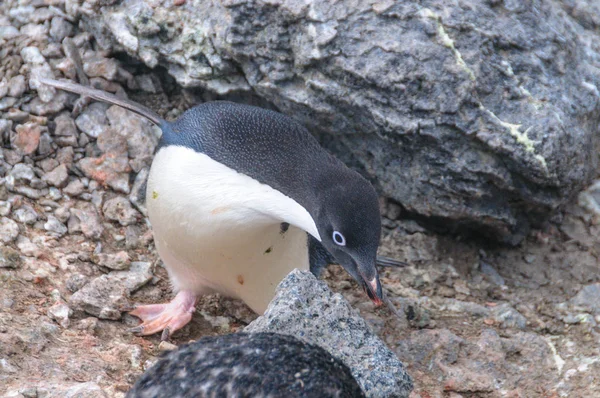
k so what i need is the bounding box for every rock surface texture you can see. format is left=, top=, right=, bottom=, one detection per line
left=74, top=0, right=600, bottom=243
left=245, top=269, right=413, bottom=398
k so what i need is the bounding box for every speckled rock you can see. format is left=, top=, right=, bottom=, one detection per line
left=245, top=269, right=413, bottom=397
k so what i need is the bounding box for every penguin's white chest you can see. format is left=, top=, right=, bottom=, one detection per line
left=146, top=145, right=319, bottom=314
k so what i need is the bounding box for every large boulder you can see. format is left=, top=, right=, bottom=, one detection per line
left=71, top=0, right=600, bottom=243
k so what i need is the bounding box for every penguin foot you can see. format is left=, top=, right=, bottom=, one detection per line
left=129, top=290, right=197, bottom=340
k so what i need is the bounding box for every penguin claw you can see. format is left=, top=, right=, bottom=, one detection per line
left=128, top=291, right=197, bottom=339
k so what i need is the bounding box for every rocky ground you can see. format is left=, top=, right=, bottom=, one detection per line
left=1, top=1, right=599, bottom=397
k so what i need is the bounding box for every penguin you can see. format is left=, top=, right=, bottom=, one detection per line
left=39, top=78, right=405, bottom=339
left=126, top=332, right=365, bottom=398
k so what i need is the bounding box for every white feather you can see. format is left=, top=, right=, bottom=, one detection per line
left=146, top=145, right=319, bottom=314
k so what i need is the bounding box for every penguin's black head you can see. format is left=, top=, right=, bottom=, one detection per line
left=316, top=176, right=383, bottom=306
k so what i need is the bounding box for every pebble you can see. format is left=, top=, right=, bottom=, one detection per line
left=75, top=102, right=109, bottom=138
left=63, top=179, right=85, bottom=196
left=12, top=123, right=41, bottom=156
left=8, top=75, right=26, bottom=98
left=66, top=273, right=89, bottom=293
left=92, top=251, right=131, bottom=270
left=0, top=246, right=21, bottom=268
left=68, top=206, right=104, bottom=239
left=43, top=164, right=69, bottom=188
left=102, top=196, right=140, bottom=226
left=490, top=303, right=527, bottom=329
left=16, top=235, right=41, bottom=257
left=0, top=217, right=19, bottom=243
left=49, top=16, right=73, bottom=42
left=44, top=215, right=68, bottom=237
left=47, top=302, right=72, bottom=328
left=570, top=283, right=600, bottom=314
left=12, top=205, right=39, bottom=224
left=9, top=163, right=35, bottom=183
left=70, top=262, right=153, bottom=319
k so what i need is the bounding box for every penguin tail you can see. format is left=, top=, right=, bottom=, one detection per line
left=38, top=77, right=165, bottom=127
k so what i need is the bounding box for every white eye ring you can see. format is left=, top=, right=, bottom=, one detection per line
left=332, top=231, right=346, bottom=246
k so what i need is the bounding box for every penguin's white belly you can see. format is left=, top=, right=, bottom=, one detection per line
left=146, top=146, right=319, bottom=314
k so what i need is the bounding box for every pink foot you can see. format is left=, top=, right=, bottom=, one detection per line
left=129, top=291, right=197, bottom=340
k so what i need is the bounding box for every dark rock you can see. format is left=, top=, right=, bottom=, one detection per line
left=81, top=0, right=600, bottom=243
left=128, top=333, right=365, bottom=398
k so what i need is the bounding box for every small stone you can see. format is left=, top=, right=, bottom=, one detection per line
left=56, top=146, right=75, bottom=165
left=12, top=123, right=42, bottom=156
left=158, top=341, right=178, bottom=351
left=0, top=246, right=21, bottom=268
left=135, top=74, right=161, bottom=93
left=9, top=163, right=35, bottom=183
left=8, top=75, right=26, bottom=98
left=0, top=97, right=17, bottom=111
left=490, top=303, right=527, bottom=329
left=30, top=63, right=57, bottom=102
left=63, top=179, right=85, bottom=196
left=92, top=251, right=131, bottom=270
left=43, top=164, right=69, bottom=188
left=12, top=205, right=39, bottom=225
left=55, top=205, right=71, bottom=223
left=38, top=133, right=53, bottom=156
left=103, top=196, right=141, bottom=226
left=70, top=262, right=152, bottom=319
left=84, top=57, right=119, bottom=81
left=570, top=284, right=600, bottom=314
left=66, top=273, right=90, bottom=293
left=50, top=17, right=74, bottom=42
left=44, top=215, right=68, bottom=237
left=75, top=103, right=109, bottom=138
left=20, top=46, right=46, bottom=65
left=48, top=302, right=72, bottom=328
left=64, top=382, right=107, bottom=398
left=38, top=157, right=60, bottom=172
left=0, top=201, right=11, bottom=216
left=69, top=206, right=104, bottom=239
left=0, top=217, right=19, bottom=243
left=16, top=235, right=41, bottom=257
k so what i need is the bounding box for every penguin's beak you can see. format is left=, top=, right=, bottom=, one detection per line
left=359, top=272, right=384, bottom=306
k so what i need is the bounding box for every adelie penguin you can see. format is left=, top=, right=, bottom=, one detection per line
left=39, top=78, right=405, bottom=339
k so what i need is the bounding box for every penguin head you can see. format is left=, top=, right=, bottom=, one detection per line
left=316, top=177, right=383, bottom=306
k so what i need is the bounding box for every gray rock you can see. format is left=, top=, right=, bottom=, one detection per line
left=69, top=262, right=153, bottom=319
left=47, top=302, right=72, bottom=328
left=0, top=217, right=19, bottom=243
left=8, top=76, right=26, bottom=98
left=43, top=164, right=69, bottom=188
left=570, top=283, right=600, bottom=314
left=0, top=97, right=16, bottom=111
left=66, top=273, right=90, bottom=293
left=105, top=105, right=158, bottom=163
left=92, top=251, right=131, bottom=270
left=44, top=215, right=68, bottom=237
left=490, top=303, right=527, bottom=329
left=0, top=246, right=21, bottom=268
left=245, top=269, right=412, bottom=397
left=63, top=179, right=85, bottom=197
left=75, top=103, right=109, bottom=138
left=81, top=0, right=600, bottom=243
left=0, top=201, right=11, bottom=217
left=9, top=164, right=35, bottom=184
left=12, top=205, right=39, bottom=225
left=68, top=206, right=104, bottom=239
left=49, top=17, right=73, bottom=42
left=102, top=196, right=140, bottom=226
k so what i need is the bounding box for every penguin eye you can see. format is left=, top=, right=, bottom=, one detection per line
left=332, top=231, right=346, bottom=246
